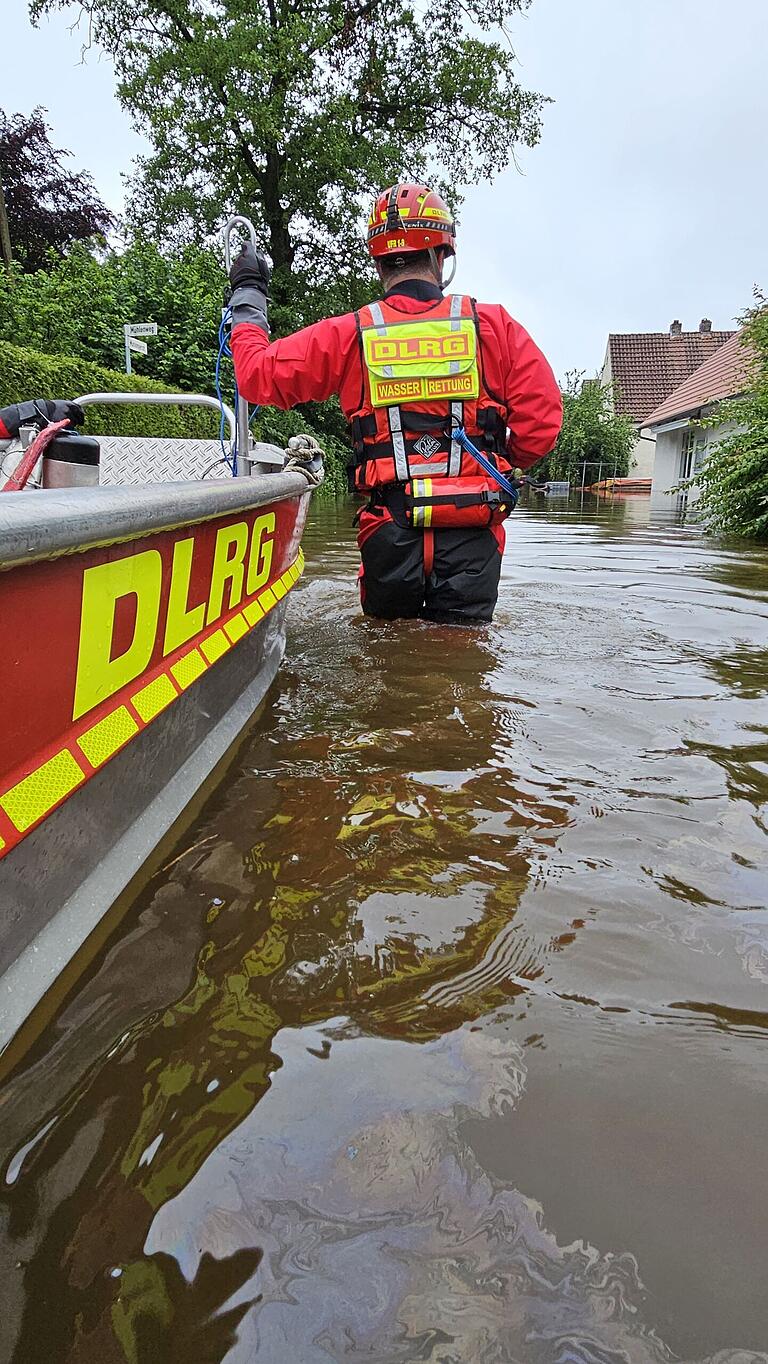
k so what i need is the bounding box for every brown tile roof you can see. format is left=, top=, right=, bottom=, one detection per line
left=644, top=330, right=754, bottom=427
left=608, top=329, right=735, bottom=422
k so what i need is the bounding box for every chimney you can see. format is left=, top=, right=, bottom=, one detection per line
left=670, top=320, right=682, bottom=336
left=699, top=318, right=712, bottom=332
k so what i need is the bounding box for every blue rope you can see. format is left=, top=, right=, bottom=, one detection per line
left=215, top=307, right=236, bottom=473
left=451, top=427, right=519, bottom=499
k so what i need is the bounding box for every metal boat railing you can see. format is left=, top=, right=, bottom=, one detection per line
left=74, top=391, right=238, bottom=448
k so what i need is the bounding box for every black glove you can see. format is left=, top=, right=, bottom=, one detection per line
left=228, top=244, right=271, bottom=335
left=0, top=398, right=85, bottom=439
left=229, top=243, right=271, bottom=293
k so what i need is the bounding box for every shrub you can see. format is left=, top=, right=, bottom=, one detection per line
left=692, top=298, right=768, bottom=540
left=536, top=372, right=635, bottom=483
left=0, top=339, right=218, bottom=438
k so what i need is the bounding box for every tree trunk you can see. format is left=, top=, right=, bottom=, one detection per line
left=259, top=150, right=296, bottom=326
left=0, top=181, right=13, bottom=279
left=262, top=152, right=294, bottom=273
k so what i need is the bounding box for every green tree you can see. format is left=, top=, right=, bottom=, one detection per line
left=691, top=297, right=768, bottom=540
left=0, top=239, right=224, bottom=388
left=30, top=0, right=547, bottom=331
left=536, top=371, right=635, bottom=483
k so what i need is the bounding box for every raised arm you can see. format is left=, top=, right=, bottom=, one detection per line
left=230, top=314, right=357, bottom=410
left=227, top=242, right=356, bottom=410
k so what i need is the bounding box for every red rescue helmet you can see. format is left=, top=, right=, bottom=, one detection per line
left=367, top=183, right=456, bottom=260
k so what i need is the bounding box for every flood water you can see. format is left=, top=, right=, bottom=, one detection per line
left=1, top=493, right=768, bottom=1363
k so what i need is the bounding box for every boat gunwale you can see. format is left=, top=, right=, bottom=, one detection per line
left=0, top=471, right=310, bottom=570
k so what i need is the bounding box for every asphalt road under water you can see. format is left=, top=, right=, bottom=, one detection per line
left=1, top=493, right=768, bottom=1363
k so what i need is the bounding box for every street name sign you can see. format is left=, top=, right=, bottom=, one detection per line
left=125, top=323, right=158, bottom=338
left=123, top=321, right=157, bottom=372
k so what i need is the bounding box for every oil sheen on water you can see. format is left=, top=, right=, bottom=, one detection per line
left=1, top=493, right=767, bottom=1364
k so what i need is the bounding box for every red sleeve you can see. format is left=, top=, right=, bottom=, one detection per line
left=230, top=314, right=358, bottom=409
left=0, top=419, right=10, bottom=441
left=480, top=306, right=562, bottom=470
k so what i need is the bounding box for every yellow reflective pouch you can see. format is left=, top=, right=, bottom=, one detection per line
left=362, top=317, right=480, bottom=408
left=410, top=478, right=433, bottom=526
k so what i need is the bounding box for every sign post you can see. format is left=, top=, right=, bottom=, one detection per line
left=123, top=322, right=158, bottom=375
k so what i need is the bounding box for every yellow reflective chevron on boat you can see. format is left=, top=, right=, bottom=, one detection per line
left=171, top=648, right=207, bottom=691
left=77, top=706, right=139, bottom=768
left=1, top=749, right=85, bottom=833
left=0, top=551, right=306, bottom=853
left=131, top=673, right=178, bottom=723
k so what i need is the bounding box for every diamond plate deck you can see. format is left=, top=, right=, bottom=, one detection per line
left=98, top=436, right=230, bottom=485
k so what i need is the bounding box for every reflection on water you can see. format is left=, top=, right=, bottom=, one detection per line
left=1, top=493, right=768, bottom=1362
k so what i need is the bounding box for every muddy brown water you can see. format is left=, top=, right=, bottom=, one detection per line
left=1, top=493, right=768, bottom=1364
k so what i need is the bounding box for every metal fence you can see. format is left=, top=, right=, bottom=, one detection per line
left=578, top=460, right=621, bottom=490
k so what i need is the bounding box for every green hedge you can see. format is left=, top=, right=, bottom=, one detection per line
left=0, top=339, right=349, bottom=495
left=0, top=339, right=221, bottom=439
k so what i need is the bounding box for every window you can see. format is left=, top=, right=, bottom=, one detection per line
left=679, top=428, right=707, bottom=481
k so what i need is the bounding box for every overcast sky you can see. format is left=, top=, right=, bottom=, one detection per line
left=4, top=0, right=766, bottom=379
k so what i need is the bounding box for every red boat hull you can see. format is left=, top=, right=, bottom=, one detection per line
left=0, top=474, right=311, bottom=1049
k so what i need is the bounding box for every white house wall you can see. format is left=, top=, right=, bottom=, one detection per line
left=601, top=346, right=656, bottom=479
left=650, top=429, right=687, bottom=505
left=650, top=419, right=741, bottom=511
left=629, top=432, right=656, bottom=478
left=600, top=349, right=611, bottom=390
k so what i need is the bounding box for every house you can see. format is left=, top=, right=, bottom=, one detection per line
left=642, top=330, right=752, bottom=506
left=600, top=320, right=735, bottom=479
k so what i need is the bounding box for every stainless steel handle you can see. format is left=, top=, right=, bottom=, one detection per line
left=222, top=215, right=258, bottom=273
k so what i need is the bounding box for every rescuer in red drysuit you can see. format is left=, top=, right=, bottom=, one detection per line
left=229, top=182, right=562, bottom=623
